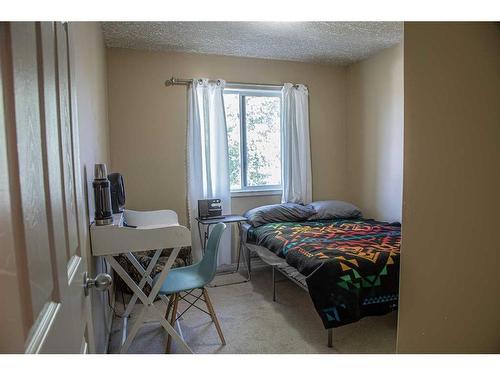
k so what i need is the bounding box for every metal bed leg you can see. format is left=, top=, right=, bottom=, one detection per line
left=235, top=241, right=242, bottom=272
left=272, top=266, right=276, bottom=302
left=247, top=246, right=252, bottom=275
left=327, top=328, right=333, bottom=348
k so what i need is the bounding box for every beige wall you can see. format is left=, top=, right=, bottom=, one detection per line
left=71, top=22, right=112, bottom=354
left=346, top=44, right=403, bottom=222
left=397, top=22, right=500, bottom=353
left=106, top=48, right=348, bottom=225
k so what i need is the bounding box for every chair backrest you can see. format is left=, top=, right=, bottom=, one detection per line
left=198, top=222, right=226, bottom=283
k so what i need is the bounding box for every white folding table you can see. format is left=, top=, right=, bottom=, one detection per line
left=90, top=209, right=193, bottom=354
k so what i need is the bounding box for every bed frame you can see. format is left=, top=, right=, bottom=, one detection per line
left=242, top=240, right=334, bottom=348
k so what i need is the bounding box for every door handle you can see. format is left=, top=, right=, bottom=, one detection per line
left=84, top=272, right=113, bottom=296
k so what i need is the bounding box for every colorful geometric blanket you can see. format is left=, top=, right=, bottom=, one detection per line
left=246, top=219, right=401, bottom=329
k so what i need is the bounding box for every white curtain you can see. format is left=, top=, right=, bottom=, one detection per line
left=281, top=83, right=312, bottom=204
left=187, top=78, right=231, bottom=266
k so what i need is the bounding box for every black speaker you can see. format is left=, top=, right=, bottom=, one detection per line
left=198, top=198, right=223, bottom=219
left=108, top=172, right=126, bottom=214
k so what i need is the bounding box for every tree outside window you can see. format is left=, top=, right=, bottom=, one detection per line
left=224, top=88, right=281, bottom=192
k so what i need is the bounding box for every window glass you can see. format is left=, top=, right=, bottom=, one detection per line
left=245, top=96, right=281, bottom=187
left=224, top=89, right=282, bottom=191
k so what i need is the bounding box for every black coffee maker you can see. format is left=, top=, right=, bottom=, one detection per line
left=108, top=172, right=126, bottom=214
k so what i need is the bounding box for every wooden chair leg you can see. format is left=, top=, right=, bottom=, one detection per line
left=165, top=293, right=179, bottom=353
left=202, top=288, right=226, bottom=345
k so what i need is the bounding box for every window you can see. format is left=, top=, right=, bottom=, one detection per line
left=224, top=86, right=282, bottom=193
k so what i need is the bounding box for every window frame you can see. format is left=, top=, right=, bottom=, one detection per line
left=224, top=85, right=283, bottom=194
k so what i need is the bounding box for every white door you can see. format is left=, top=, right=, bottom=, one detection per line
left=0, top=22, right=97, bottom=353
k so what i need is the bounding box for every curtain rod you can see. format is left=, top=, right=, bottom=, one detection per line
left=164, top=77, right=302, bottom=89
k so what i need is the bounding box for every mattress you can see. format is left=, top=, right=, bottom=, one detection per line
left=244, top=219, right=401, bottom=329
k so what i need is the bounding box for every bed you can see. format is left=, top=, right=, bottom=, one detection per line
left=241, top=214, right=401, bottom=346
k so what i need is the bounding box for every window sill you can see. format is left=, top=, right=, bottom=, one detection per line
left=231, top=189, right=282, bottom=198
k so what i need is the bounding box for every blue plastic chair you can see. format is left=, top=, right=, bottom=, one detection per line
left=157, top=222, right=227, bottom=353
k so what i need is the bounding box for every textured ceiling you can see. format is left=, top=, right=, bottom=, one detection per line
left=101, top=22, right=403, bottom=65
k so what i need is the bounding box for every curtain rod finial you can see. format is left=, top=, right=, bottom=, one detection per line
left=165, top=77, right=175, bottom=87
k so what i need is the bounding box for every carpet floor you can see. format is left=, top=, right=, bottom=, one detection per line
left=108, top=266, right=397, bottom=354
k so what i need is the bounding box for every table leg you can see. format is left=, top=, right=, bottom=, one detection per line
left=120, top=305, right=147, bottom=353
left=197, top=221, right=210, bottom=253
left=121, top=316, right=128, bottom=347
left=204, top=224, right=210, bottom=251
left=210, top=222, right=250, bottom=286
left=123, top=249, right=162, bottom=318
left=197, top=220, right=204, bottom=252
left=106, top=251, right=192, bottom=354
